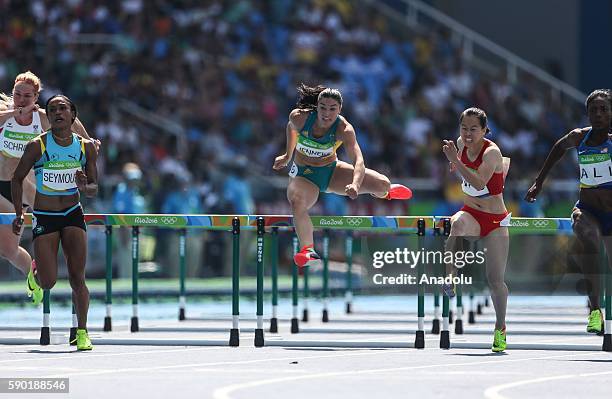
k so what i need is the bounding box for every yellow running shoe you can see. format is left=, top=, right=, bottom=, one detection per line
left=492, top=328, right=506, bottom=352
left=70, top=329, right=93, bottom=351
left=587, top=309, right=603, bottom=335
left=26, top=260, right=43, bottom=305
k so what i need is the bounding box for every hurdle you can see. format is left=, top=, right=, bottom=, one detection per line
left=0, top=213, right=610, bottom=351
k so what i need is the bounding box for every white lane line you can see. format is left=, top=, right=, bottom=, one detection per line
left=484, top=370, right=612, bottom=399
left=40, top=349, right=414, bottom=378
left=211, top=352, right=603, bottom=399
left=0, top=346, right=223, bottom=364
left=190, top=368, right=307, bottom=374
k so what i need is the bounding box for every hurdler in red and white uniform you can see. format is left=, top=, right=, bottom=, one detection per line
left=441, top=107, right=510, bottom=353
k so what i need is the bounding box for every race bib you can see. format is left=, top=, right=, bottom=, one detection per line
left=288, top=162, right=298, bottom=178
left=461, top=179, right=490, bottom=197
left=579, top=153, right=612, bottom=187
left=461, top=167, right=490, bottom=197
left=1, top=130, right=39, bottom=158
left=41, top=160, right=81, bottom=192
left=295, top=136, right=335, bottom=158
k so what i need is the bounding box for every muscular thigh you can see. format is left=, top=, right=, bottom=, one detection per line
left=450, top=210, right=481, bottom=237
left=327, top=161, right=387, bottom=195
left=61, top=226, right=88, bottom=276
left=33, top=232, right=61, bottom=280
left=572, top=207, right=602, bottom=244
left=287, top=177, right=320, bottom=210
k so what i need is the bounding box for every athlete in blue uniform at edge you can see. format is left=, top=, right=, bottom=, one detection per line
left=273, top=84, right=412, bottom=269
left=11, top=95, right=98, bottom=350
left=525, top=89, right=612, bottom=335
left=0, top=71, right=97, bottom=305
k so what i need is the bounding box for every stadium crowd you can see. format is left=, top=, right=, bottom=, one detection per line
left=0, top=0, right=584, bottom=216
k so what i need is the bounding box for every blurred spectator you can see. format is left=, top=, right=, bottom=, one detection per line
left=222, top=157, right=254, bottom=215
left=161, top=174, right=203, bottom=214
left=112, top=163, right=147, bottom=214
left=111, top=162, right=146, bottom=278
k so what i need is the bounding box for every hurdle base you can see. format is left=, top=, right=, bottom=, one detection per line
left=477, top=303, right=483, bottom=315
left=455, top=319, right=464, bottom=334
left=346, top=303, right=352, bottom=314
left=291, top=318, right=299, bottom=333
left=484, top=298, right=490, bottom=307
left=415, top=331, right=425, bottom=349
left=603, top=334, right=612, bottom=352
left=229, top=328, right=239, bottom=347
left=103, top=316, right=112, bottom=332
left=69, top=327, right=77, bottom=345
left=40, top=327, right=50, bottom=346
left=269, top=318, right=278, bottom=333
left=468, top=311, right=475, bottom=324
left=449, top=310, right=454, bottom=324
left=431, top=319, right=440, bottom=334
left=302, top=309, right=309, bottom=322
left=440, top=331, right=450, bottom=349
left=254, top=329, right=264, bottom=347
left=130, top=317, right=139, bottom=332
left=322, top=309, right=329, bottom=323
left=179, top=308, right=186, bottom=321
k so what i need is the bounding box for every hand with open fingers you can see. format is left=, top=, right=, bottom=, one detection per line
left=524, top=181, right=542, bottom=203
left=273, top=153, right=290, bottom=170
left=345, top=183, right=359, bottom=199
left=442, top=140, right=459, bottom=163
left=12, top=215, right=24, bottom=235
left=76, top=169, right=88, bottom=191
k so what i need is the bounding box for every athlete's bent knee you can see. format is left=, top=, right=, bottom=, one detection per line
left=573, top=217, right=598, bottom=241
left=39, top=278, right=57, bottom=290
left=376, top=175, right=391, bottom=194
left=288, top=194, right=310, bottom=211
left=450, top=218, right=472, bottom=236
left=68, top=274, right=86, bottom=290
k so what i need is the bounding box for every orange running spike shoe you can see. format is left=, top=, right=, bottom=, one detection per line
left=293, top=244, right=321, bottom=269
left=386, top=184, right=412, bottom=200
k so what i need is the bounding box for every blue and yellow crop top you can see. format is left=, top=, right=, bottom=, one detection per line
left=33, top=132, right=86, bottom=196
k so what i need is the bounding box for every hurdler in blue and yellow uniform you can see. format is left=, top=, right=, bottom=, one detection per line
left=31, top=131, right=87, bottom=239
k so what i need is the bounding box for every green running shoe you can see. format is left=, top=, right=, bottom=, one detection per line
left=587, top=309, right=603, bottom=335
left=492, top=328, right=506, bottom=352
left=26, top=261, right=42, bottom=305
left=70, top=329, right=93, bottom=351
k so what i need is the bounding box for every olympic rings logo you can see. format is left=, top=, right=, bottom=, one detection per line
left=347, top=218, right=363, bottom=227
left=161, top=217, right=178, bottom=224
left=533, top=220, right=550, bottom=228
